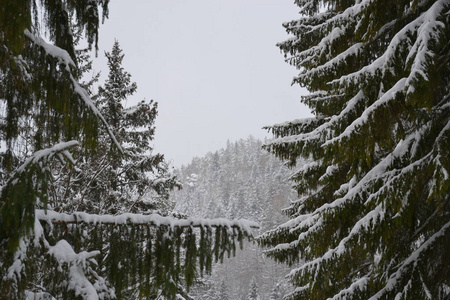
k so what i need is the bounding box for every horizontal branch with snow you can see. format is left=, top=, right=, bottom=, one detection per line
left=36, top=209, right=259, bottom=233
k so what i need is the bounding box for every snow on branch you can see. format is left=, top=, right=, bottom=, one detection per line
left=369, top=220, right=450, bottom=300
left=48, top=240, right=100, bottom=300
left=266, top=118, right=447, bottom=276
left=5, top=210, right=259, bottom=298
left=24, top=29, right=75, bottom=69
left=306, top=127, right=432, bottom=218
left=0, top=141, right=80, bottom=252
left=332, top=0, right=447, bottom=87
left=266, top=90, right=366, bottom=149
left=296, top=0, right=374, bottom=34
left=36, top=210, right=259, bottom=234
left=68, top=74, right=122, bottom=152
left=296, top=42, right=363, bottom=83
left=24, top=29, right=122, bottom=152
left=329, top=276, right=370, bottom=300
left=289, top=204, right=383, bottom=277
left=324, top=78, right=407, bottom=146
left=14, top=141, right=78, bottom=175
left=405, top=0, right=446, bottom=89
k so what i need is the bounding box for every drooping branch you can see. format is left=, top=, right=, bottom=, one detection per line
left=26, top=209, right=259, bottom=299
left=24, top=29, right=122, bottom=153
left=0, top=141, right=79, bottom=252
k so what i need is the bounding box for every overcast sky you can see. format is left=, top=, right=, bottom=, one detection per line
left=93, top=0, right=312, bottom=167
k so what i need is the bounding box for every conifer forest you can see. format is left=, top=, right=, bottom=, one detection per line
left=0, top=1, right=449, bottom=299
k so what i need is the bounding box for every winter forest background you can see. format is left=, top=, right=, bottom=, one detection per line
left=171, top=137, right=296, bottom=299
left=1, top=1, right=449, bottom=300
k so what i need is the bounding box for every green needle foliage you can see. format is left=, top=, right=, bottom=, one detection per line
left=0, top=142, right=78, bottom=254
left=1, top=208, right=255, bottom=299
left=259, top=0, right=450, bottom=299
left=1, top=0, right=110, bottom=255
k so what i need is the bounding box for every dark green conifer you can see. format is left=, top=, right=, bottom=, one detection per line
left=259, top=1, right=450, bottom=299
left=0, top=0, right=111, bottom=255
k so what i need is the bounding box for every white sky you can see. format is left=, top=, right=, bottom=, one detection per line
left=93, top=0, right=312, bottom=167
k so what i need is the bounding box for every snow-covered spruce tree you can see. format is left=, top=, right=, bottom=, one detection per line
left=96, top=40, right=179, bottom=213
left=217, top=280, right=230, bottom=300
left=259, top=1, right=450, bottom=299
left=269, top=284, right=284, bottom=300
left=0, top=1, right=257, bottom=299
left=55, top=40, right=179, bottom=215
left=247, top=278, right=260, bottom=300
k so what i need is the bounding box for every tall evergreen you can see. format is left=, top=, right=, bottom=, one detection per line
left=98, top=40, right=135, bottom=133
left=60, top=40, right=179, bottom=214
left=259, top=1, right=450, bottom=299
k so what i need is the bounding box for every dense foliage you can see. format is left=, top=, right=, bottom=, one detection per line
left=2, top=208, right=256, bottom=299
left=1, top=0, right=111, bottom=261
left=259, top=0, right=450, bottom=299
left=0, top=1, right=256, bottom=299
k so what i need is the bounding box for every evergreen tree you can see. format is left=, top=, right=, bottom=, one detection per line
left=269, top=283, right=283, bottom=300
left=247, top=278, right=260, bottom=300
left=217, top=280, right=230, bottom=300
left=0, top=1, right=257, bottom=299
left=203, top=287, right=218, bottom=300
left=259, top=1, right=450, bottom=299
left=59, top=40, right=179, bottom=215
